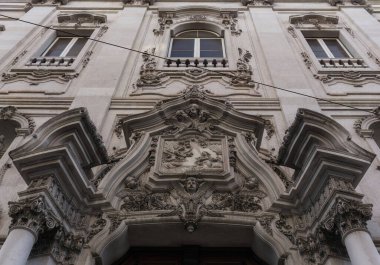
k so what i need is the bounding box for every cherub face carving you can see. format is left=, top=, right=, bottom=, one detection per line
left=185, top=177, right=198, bottom=193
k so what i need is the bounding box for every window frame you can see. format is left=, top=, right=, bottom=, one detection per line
left=298, top=29, right=369, bottom=69
left=305, top=37, right=353, bottom=59
left=168, top=30, right=226, bottom=59
left=41, top=36, right=89, bottom=58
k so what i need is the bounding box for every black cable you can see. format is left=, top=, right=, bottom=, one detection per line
left=0, top=13, right=375, bottom=114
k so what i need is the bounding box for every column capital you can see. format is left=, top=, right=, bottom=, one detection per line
left=8, top=195, right=60, bottom=240
left=321, top=197, right=372, bottom=240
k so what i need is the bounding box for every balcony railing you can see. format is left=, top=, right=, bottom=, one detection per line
left=165, top=58, right=228, bottom=68
left=26, top=57, right=75, bottom=67
left=319, top=58, right=367, bottom=68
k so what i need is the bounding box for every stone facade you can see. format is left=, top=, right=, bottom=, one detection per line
left=0, top=1, right=380, bottom=265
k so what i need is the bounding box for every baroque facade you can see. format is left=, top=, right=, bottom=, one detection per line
left=0, top=0, right=380, bottom=264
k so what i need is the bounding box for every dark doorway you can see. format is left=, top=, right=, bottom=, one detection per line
left=113, top=246, right=269, bottom=265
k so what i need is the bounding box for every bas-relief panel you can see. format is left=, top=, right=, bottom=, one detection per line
left=159, top=136, right=225, bottom=175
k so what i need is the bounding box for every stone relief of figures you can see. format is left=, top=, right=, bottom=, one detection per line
left=164, top=103, right=219, bottom=134
left=161, top=137, right=223, bottom=173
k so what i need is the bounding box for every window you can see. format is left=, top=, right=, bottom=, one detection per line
left=169, top=30, right=224, bottom=58
left=306, top=38, right=352, bottom=59
left=42, top=37, right=88, bottom=57
left=27, top=29, right=93, bottom=67
left=302, top=32, right=366, bottom=68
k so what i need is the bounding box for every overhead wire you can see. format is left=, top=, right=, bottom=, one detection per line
left=0, top=13, right=376, bottom=114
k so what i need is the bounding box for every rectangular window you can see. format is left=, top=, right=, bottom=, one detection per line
left=42, top=37, right=88, bottom=58
left=305, top=38, right=352, bottom=59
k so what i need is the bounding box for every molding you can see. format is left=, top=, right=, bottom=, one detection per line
left=9, top=108, right=109, bottom=204
left=241, top=0, right=273, bottom=6
left=289, top=13, right=339, bottom=28
left=275, top=108, right=375, bottom=211
left=57, top=12, right=107, bottom=25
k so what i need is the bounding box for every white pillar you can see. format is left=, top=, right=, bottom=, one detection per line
left=344, top=231, right=380, bottom=265
left=0, top=228, right=36, bottom=265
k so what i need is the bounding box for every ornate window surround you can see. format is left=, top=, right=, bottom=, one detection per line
left=354, top=108, right=380, bottom=156
left=130, top=8, right=260, bottom=95
left=152, top=8, right=243, bottom=70
left=1, top=12, right=108, bottom=84
left=287, top=13, right=380, bottom=86
left=0, top=106, right=35, bottom=184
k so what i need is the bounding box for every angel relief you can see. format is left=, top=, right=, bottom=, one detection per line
left=161, top=137, right=224, bottom=174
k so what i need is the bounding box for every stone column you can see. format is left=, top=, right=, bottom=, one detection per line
left=344, top=231, right=380, bottom=265
left=0, top=228, right=36, bottom=265
left=321, top=197, right=380, bottom=265
left=0, top=196, right=60, bottom=265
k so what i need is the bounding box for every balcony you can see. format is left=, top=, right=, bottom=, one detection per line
left=165, top=58, right=228, bottom=68
left=319, top=58, right=367, bottom=68
left=26, top=57, right=75, bottom=67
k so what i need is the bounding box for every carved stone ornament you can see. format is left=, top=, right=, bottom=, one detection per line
left=353, top=106, right=380, bottom=138
left=221, top=13, right=242, bottom=36
left=132, top=48, right=259, bottom=94
left=57, top=12, right=107, bottom=25
left=116, top=174, right=267, bottom=233
left=0, top=105, right=35, bottom=135
left=135, top=48, right=162, bottom=87
left=8, top=196, right=60, bottom=238
left=230, top=48, right=256, bottom=88
left=30, top=226, right=85, bottom=265
left=31, top=0, right=69, bottom=5
left=87, top=214, right=107, bottom=242
left=1, top=70, right=79, bottom=84
left=104, top=87, right=282, bottom=234
left=289, top=13, right=339, bottom=29
left=153, top=13, right=174, bottom=35
left=329, top=0, right=367, bottom=6
left=321, top=197, right=372, bottom=239
left=241, top=0, right=273, bottom=6
left=314, top=71, right=379, bottom=85
left=122, top=0, right=155, bottom=5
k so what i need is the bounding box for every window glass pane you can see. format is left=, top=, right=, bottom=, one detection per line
left=66, top=38, right=88, bottom=57
left=200, top=39, right=223, bottom=58
left=197, top=31, right=219, bottom=38
left=44, top=38, right=72, bottom=57
left=306, top=39, right=328, bottom=58
left=176, top=31, right=198, bottom=38
left=170, top=39, right=194, bottom=57
left=324, top=39, right=350, bottom=58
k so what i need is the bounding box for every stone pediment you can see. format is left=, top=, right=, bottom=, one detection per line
left=94, top=86, right=284, bottom=232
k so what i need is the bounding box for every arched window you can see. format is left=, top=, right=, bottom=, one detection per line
left=169, top=30, right=225, bottom=58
